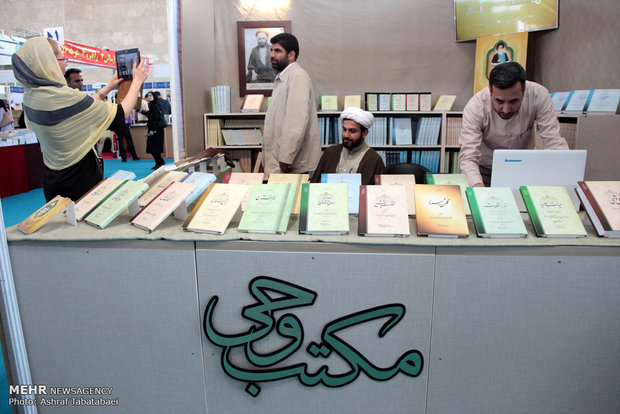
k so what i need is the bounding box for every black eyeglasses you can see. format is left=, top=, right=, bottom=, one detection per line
left=57, top=58, right=69, bottom=63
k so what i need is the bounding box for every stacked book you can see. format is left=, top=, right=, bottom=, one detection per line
left=413, top=117, right=442, bottom=145
left=210, top=85, right=231, bottom=114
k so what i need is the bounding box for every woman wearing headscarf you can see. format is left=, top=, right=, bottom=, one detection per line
left=12, top=37, right=148, bottom=202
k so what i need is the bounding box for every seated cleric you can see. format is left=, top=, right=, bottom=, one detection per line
left=310, top=107, right=386, bottom=185
left=458, top=62, right=568, bottom=187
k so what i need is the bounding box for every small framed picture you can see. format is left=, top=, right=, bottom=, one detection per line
left=237, top=20, right=291, bottom=97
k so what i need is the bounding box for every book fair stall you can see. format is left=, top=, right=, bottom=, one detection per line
left=1, top=1, right=619, bottom=413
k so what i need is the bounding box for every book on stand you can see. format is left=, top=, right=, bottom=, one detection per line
left=343, top=95, right=362, bottom=109
left=433, top=95, right=456, bottom=111
left=241, top=94, right=264, bottom=113
left=299, top=183, right=350, bottom=235
left=138, top=170, right=188, bottom=207
left=375, top=174, right=416, bottom=215
left=223, top=172, right=265, bottom=210
left=426, top=173, right=471, bottom=215
left=17, top=195, right=73, bottom=234
left=406, top=93, right=419, bottom=111
left=182, top=183, right=248, bottom=234
left=414, top=184, right=469, bottom=238
left=131, top=181, right=197, bottom=232
left=550, top=91, right=571, bottom=112
left=466, top=187, right=527, bottom=238
left=84, top=181, right=149, bottom=229
left=320, top=173, right=362, bottom=215
left=583, top=89, right=620, bottom=114
left=318, top=95, right=338, bottom=111
left=419, top=93, right=432, bottom=111
left=391, top=93, right=407, bottom=111
left=378, top=93, right=391, bottom=111
left=267, top=173, right=309, bottom=214
left=358, top=185, right=410, bottom=237
left=561, top=90, right=594, bottom=113
left=575, top=181, right=620, bottom=238
left=520, top=185, right=587, bottom=237
left=74, top=178, right=126, bottom=221
left=237, top=183, right=296, bottom=234
left=365, top=93, right=378, bottom=111
left=180, top=172, right=217, bottom=206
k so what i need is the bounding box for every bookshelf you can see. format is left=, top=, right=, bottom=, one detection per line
left=204, top=112, right=610, bottom=177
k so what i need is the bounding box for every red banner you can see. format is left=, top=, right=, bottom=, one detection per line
left=61, top=40, right=116, bottom=68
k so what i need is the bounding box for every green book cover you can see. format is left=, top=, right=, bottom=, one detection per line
left=426, top=173, right=471, bottom=215
left=238, top=183, right=296, bottom=234
left=520, top=185, right=587, bottom=237
left=299, top=183, right=349, bottom=234
left=84, top=181, right=149, bottom=229
left=466, top=187, right=527, bottom=238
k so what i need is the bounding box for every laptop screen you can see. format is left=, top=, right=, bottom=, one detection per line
left=490, top=149, right=587, bottom=210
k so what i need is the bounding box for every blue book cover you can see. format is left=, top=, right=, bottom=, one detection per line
left=320, top=173, right=362, bottom=214
left=181, top=172, right=217, bottom=205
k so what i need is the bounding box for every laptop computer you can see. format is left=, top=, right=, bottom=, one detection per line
left=490, top=149, right=587, bottom=211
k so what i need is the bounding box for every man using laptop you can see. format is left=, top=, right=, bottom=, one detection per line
left=459, top=62, right=568, bottom=187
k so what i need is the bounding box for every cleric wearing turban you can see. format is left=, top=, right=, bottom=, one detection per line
left=310, top=107, right=386, bottom=185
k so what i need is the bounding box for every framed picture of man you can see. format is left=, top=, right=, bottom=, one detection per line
left=237, top=21, right=291, bottom=97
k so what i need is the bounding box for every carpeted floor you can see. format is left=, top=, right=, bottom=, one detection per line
left=1, top=156, right=173, bottom=228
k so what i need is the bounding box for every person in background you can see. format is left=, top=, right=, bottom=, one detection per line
left=310, top=107, right=385, bottom=185
left=114, top=98, right=140, bottom=162
left=262, top=33, right=321, bottom=175
left=458, top=62, right=568, bottom=187
left=153, top=91, right=171, bottom=115
left=141, top=91, right=167, bottom=169
left=64, top=68, right=84, bottom=90
left=12, top=37, right=148, bottom=202
left=0, top=99, right=14, bottom=131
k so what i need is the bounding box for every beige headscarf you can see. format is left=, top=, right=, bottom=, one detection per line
left=12, top=37, right=117, bottom=170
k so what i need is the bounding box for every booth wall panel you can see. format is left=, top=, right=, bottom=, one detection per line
left=196, top=241, right=434, bottom=414
left=428, top=246, right=620, bottom=414
left=8, top=240, right=207, bottom=414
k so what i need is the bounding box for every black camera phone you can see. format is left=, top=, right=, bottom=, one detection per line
left=115, top=48, right=140, bottom=80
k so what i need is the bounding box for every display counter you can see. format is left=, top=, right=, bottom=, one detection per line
left=128, top=124, right=174, bottom=159
left=0, top=142, right=45, bottom=198
left=3, top=217, right=620, bottom=413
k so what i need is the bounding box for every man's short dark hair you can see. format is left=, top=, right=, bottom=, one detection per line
left=270, top=33, right=299, bottom=60
left=495, top=41, right=507, bottom=50
left=489, top=61, right=526, bottom=91
left=64, top=68, right=82, bottom=82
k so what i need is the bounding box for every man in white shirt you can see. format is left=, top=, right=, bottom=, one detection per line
left=459, top=62, right=568, bottom=187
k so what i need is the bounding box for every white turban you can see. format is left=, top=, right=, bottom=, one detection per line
left=340, top=107, right=374, bottom=129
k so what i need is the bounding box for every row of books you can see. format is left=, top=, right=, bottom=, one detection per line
left=444, top=117, right=463, bottom=147
left=376, top=151, right=408, bottom=168
left=551, top=89, right=620, bottom=114
left=364, top=92, right=433, bottom=112
left=16, top=167, right=620, bottom=238
left=21, top=170, right=618, bottom=238
left=319, top=115, right=442, bottom=147
left=443, top=151, right=461, bottom=174
left=211, top=85, right=231, bottom=114
left=221, top=129, right=263, bottom=146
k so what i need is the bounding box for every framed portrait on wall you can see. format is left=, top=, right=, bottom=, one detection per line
left=237, top=20, right=291, bottom=97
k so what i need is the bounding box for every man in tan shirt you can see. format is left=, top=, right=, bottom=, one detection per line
left=262, top=33, right=321, bottom=175
left=459, top=62, right=568, bottom=187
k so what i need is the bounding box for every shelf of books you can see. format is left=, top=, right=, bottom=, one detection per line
left=204, top=111, right=588, bottom=174
left=205, top=111, right=455, bottom=173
